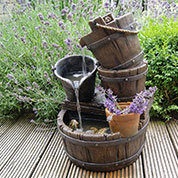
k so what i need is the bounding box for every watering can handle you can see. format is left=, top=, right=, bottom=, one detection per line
left=95, top=23, right=139, bottom=34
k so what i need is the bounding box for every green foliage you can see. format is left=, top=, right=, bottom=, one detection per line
left=0, top=0, right=122, bottom=123
left=139, top=16, right=178, bottom=120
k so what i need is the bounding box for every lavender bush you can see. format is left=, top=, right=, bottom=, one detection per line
left=0, top=0, right=125, bottom=123
left=97, top=86, right=157, bottom=118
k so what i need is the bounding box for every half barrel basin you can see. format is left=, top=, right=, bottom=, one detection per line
left=57, top=105, right=151, bottom=171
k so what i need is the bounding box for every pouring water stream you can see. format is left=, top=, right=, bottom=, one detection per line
left=65, top=49, right=88, bottom=131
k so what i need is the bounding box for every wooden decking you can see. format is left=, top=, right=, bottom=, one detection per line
left=0, top=113, right=178, bottom=178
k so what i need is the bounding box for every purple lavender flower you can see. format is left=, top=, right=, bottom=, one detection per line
left=7, top=82, right=11, bottom=87
left=44, top=71, right=48, bottom=78
left=58, top=21, right=63, bottom=27
left=0, top=43, right=5, bottom=49
left=38, top=13, right=44, bottom=20
left=67, top=12, right=73, bottom=22
left=44, top=21, right=50, bottom=26
left=52, top=43, right=59, bottom=49
left=20, top=37, right=26, bottom=43
left=7, top=74, right=14, bottom=80
left=42, top=41, right=48, bottom=48
left=32, top=65, right=36, bottom=69
left=47, top=77, right=51, bottom=84
left=72, top=3, right=76, bottom=10
left=26, top=81, right=30, bottom=85
left=61, top=7, right=69, bottom=16
left=22, top=26, right=25, bottom=31
left=33, top=107, right=38, bottom=114
left=32, top=82, right=39, bottom=88
left=23, top=69, right=27, bottom=74
left=48, top=13, right=56, bottom=19
left=97, top=86, right=157, bottom=116
left=64, top=38, right=72, bottom=46
left=12, top=26, right=16, bottom=32
left=18, top=88, right=23, bottom=92
left=76, top=44, right=80, bottom=48
left=35, top=26, right=41, bottom=31
left=103, top=1, right=110, bottom=8
left=27, top=2, right=31, bottom=8
left=59, top=47, right=63, bottom=51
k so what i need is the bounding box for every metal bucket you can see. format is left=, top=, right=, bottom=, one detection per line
left=53, top=55, right=97, bottom=102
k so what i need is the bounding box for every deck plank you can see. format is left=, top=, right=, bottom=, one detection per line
left=0, top=118, right=18, bottom=137
left=0, top=113, right=35, bottom=170
left=31, top=131, right=71, bottom=178
left=1, top=116, right=178, bottom=178
left=0, top=114, right=55, bottom=178
left=142, top=121, right=178, bottom=178
left=166, top=120, right=178, bottom=156
left=107, top=155, right=144, bottom=178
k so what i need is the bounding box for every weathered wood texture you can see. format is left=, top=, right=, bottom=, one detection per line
left=166, top=120, right=178, bottom=157
left=0, top=114, right=177, bottom=178
left=80, top=13, right=143, bottom=70
left=57, top=107, right=149, bottom=171
left=142, top=121, right=178, bottom=178
left=98, top=60, right=147, bottom=100
left=0, top=113, right=56, bottom=178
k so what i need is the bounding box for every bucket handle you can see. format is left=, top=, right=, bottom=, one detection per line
left=95, top=23, right=139, bottom=34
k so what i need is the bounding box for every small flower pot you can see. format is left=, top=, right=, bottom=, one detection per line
left=105, top=102, right=140, bottom=138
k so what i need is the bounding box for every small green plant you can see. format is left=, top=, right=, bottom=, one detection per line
left=139, top=16, right=178, bottom=120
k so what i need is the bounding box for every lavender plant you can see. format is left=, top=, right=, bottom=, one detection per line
left=97, top=86, right=157, bottom=116
left=0, top=0, right=125, bottom=123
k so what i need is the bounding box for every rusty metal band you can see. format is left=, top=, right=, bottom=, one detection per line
left=87, top=32, right=123, bottom=50
left=57, top=115, right=149, bottom=146
left=117, top=95, right=135, bottom=101
left=99, top=68, right=148, bottom=83
left=112, top=51, right=144, bottom=70
left=63, top=142, right=145, bottom=169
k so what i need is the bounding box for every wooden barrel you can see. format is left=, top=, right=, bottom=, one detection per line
left=97, top=61, right=148, bottom=101
left=80, top=13, right=144, bottom=69
left=57, top=99, right=152, bottom=171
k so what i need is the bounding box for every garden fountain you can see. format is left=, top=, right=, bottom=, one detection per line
left=54, top=13, right=154, bottom=171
